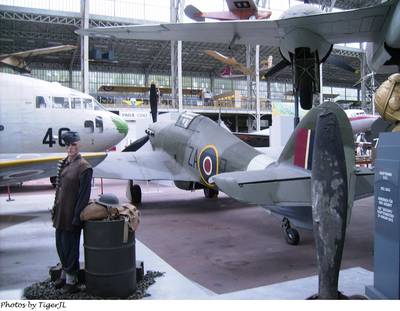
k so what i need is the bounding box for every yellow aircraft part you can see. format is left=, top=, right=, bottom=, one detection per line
left=375, top=73, right=400, bottom=123
left=0, top=152, right=107, bottom=168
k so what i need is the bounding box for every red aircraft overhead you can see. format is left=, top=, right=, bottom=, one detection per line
left=185, top=0, right=272, bottom=21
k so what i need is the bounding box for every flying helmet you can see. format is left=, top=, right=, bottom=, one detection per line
left=61, top=131, right=81, bottom=146
left=96, top=193, right=120, bottom=208
left=375, top=73, right=400, bottom=123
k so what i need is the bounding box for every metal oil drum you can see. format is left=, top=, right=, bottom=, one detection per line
left=84, top=219, right=136, bottom=298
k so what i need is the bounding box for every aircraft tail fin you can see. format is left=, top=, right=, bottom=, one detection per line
left=278, top=102, right=355, bottom=172
left=278, top=102, right=356, bottom=222
left=184, top=5, right=205, bottom=22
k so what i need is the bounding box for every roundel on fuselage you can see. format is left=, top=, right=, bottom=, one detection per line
left=198, top=144, right=219, bottom=188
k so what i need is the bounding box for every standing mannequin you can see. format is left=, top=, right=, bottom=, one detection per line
left=52, top=131, right=92, bottom=294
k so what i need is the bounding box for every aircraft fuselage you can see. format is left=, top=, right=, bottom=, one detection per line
left=0, top=73, right=128, bottom=153
left=148, top=112, right=274, bottom=189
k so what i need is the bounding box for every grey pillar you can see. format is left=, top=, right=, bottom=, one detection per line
left=178, top=40, right=183, bottom=111
left=80, top=0, right=89, bottom=94
left=170, top=0, right=184, bottom=111
left=69, top=38, right=80, bottom=89
left=360, top=52, right=367, bottom=106
left=246, top=45, right=252, bottom=110
left=319, top=63, right=323, bottom=105
left=255, top=45, right=260, bottom=131
left=235, top=114, right=239, bottom=132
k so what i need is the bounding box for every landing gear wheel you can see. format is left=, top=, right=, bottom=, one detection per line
left=50, top=176, right=57, bottom=188
left=282, top=217, right=300, bottom=245
left=292, top=47, right=319, bottom=110
left=285, top=228, right=300, bottom=245
left=204, top=188, right=219, bottom=199
left=128, top=180, right=142, bottom=205
left=298, top=77, right=313, bottom=110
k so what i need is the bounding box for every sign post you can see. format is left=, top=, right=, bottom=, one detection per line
left=366, top=132, right=400, bottom=299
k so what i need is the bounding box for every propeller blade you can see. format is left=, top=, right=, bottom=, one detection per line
left=122, top=135, right=149, bottom=152
left=326, top=55, right=358, bottom=74
left=263, top=59, right=290, bottom=79
left=149, top=83, right=158, bottom=123
left=352, top=72, right=374, bottom=87
left=184, top=5, right=205, bottom=22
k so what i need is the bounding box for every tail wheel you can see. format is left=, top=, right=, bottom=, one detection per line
left=285, top=228, right=300, bottom=245
left=204, top=188, right=219, bottom=199
left=282, top=217, right=300, bottom=245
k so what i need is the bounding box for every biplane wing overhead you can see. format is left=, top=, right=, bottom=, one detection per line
left=206, top=50, right=271, bottom=76
left=0, top=45, right=77, bottom=73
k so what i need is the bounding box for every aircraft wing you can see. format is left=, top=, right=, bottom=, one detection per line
left=0, top=45, right=76, bottom=59
left=78, top=2, right=390, bottom=46
left=0, top=152, right=106, bottom=186
left=210, top=163, right=311, bottom=205
left=93, top=151, right=197, bottom=182
left=211, top=163, right=374, bottom=206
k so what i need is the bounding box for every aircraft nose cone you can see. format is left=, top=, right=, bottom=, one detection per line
left=111, top=115, right=128, bottom=138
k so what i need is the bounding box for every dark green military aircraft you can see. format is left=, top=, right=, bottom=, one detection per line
left=94, top=102, right=374, bottom=245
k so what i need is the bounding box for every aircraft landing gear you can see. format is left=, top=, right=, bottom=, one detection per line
left=127, top=180, right=142, bottom=205
left=204, top=188, right=219, bottom=199
left=282, top=217, right=300, bottom=245
left=291, top=47, right=320, bottom=111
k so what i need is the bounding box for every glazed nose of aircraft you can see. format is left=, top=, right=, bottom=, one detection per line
left=110, top=114, right=129, bottom=142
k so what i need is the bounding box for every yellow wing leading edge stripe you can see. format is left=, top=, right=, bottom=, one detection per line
left=0, top=152, right=107, bottom=168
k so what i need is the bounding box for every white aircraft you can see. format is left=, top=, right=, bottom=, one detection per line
left=0, top=73, right=128, bottom=186
left=344, top=109, right=379, bottom=134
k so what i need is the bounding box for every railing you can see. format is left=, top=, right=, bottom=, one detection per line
left=97, top=95, right=273, bottom=113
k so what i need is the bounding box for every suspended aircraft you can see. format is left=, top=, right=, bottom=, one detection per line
left=0, top=45, right=76, bottom=73
left=0, top=73, right=128, bottom=186
left=205, top=50, right=273, bottom=78
left=184, top=0, right=272, bottom=22
left=78, top=0, right=400, bottom=113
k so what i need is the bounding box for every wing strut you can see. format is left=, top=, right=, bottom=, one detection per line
left=229, top=33, right=240, bottom=49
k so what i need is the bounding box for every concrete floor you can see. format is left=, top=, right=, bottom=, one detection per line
left=0, top=178, right=375, bottom=299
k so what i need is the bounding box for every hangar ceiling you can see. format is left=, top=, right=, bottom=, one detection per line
left=0, top=1, right=389, bottom=87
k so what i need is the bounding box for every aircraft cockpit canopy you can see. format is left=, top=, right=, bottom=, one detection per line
left=35, top=95, right=106, bottom=111
left=175, top=112, right=199, bottom=129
